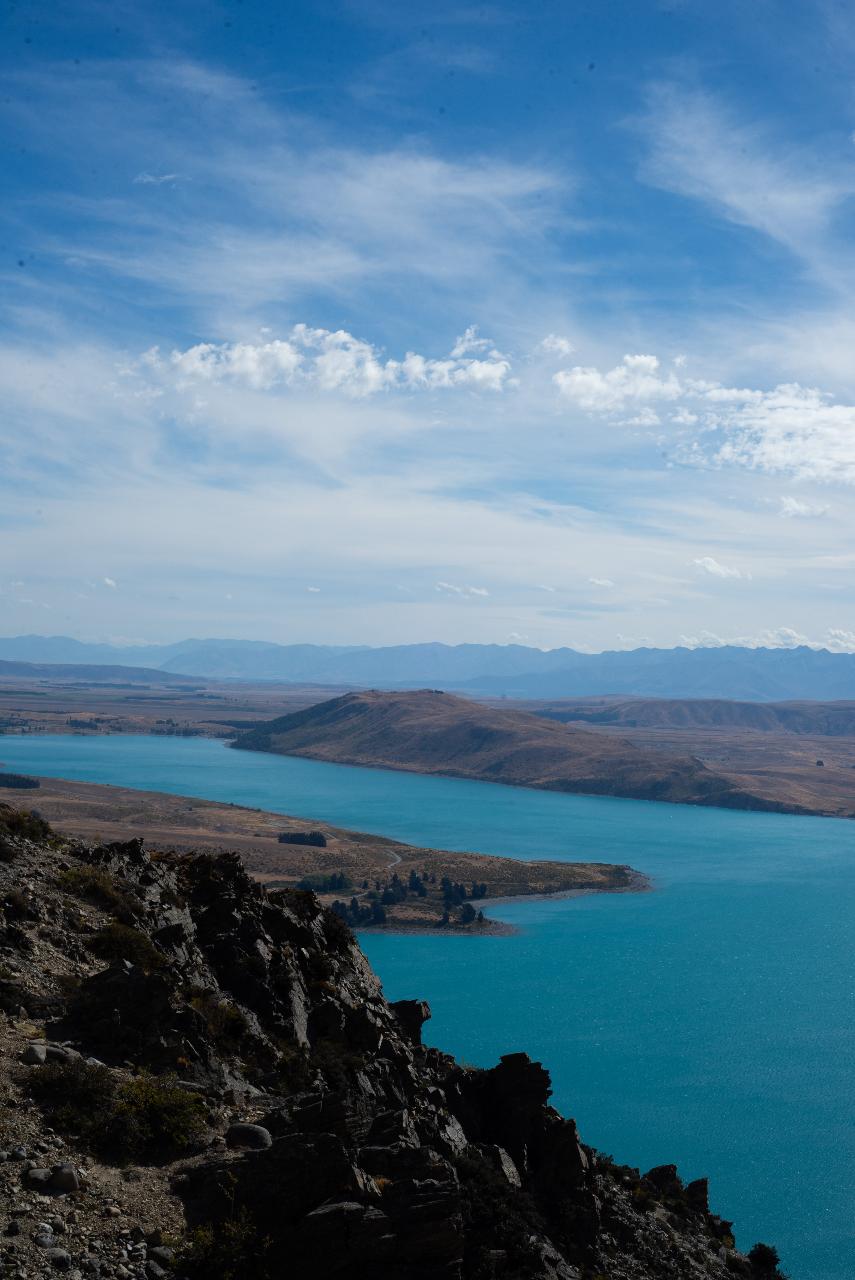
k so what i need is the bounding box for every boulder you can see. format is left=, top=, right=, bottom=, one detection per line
left=48, top=1163, right=80, bottom=1194
left=225, top=1123, right=272, bottom=1151
left=44, top=1246, right=72, bottom=1270
left=21, top=1041, right=47, bottom=1065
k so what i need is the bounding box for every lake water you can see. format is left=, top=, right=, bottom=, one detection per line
left=1, top=733, right=853, bottom=1279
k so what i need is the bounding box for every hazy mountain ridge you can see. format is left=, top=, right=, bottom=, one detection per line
left=4, top=635, right=855, bottom=700
left=0, top=659, right=197, bottom=685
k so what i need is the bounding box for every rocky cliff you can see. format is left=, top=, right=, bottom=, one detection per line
left=0, top=800, right=786, bottom=1279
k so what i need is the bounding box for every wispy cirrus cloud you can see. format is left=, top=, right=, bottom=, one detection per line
left=3, top=58, right=565, bottom=331
left=636, top=82, right=855, bottom=291
left=692, top=556, right=746, bottom=581
left=435, top=581, right=490, bottom=597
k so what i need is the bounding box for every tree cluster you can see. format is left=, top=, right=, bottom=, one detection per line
left=441, top=876, right=488, bottom=908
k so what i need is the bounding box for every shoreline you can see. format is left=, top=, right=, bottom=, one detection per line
left=358, top=873, right=654, bottom=937
left=228, top=738, right=827, bottom=820
left=0, top=772, right=648, bottom=935
left=4, top=725, right=853, bottom=820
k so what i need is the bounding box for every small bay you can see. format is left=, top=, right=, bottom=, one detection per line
left=0, top=732, right=852, bottom=1280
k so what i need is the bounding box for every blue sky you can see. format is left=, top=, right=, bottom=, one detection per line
left=2, top=0, right=855, bottom=650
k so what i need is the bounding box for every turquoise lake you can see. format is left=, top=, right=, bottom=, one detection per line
left=1, top=733, right=852, bottom=1279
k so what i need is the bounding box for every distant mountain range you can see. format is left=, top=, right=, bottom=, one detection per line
left=3, top=634, right=855, bottom=701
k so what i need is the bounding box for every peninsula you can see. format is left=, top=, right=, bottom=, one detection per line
left=5, top=776, right=640, bottom=933
left=232, top=688, right=812, bottom=814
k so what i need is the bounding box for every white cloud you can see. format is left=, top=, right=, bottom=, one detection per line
left=589, top=577, right=614, bottom=587
left=103, top=577, right=118, bottom=589
left=149, top=325, right=514, bottom=399
left=778, top=496, right=829, bottom=518
left=554, top=353, right=681, bottom=412
left=713, top=386, right=855, bottom=484
left=626, top=408, right=661, bottom=427
left=637, top=84, right=855, bottom=291
left=133, top=172, right=180, bottom=186
left=164, top=339, right=303, bottom=391
left=435, top=581, right=490, bottom=597
left=826, top=628, right=855, bottom=651
left=680, top=627, right=855, bottom=653
left=540, top=334, right=575, bottom=358
left=552, top=350, right=855, bottom=485
left=28, top=60, right=564, bottom=321
left=692, top=556, right=745, bottom=580
left=307, top=586, right=321, bottom=592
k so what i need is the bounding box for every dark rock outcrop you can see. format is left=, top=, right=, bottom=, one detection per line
left=0, top=801, right=786, bottom=1279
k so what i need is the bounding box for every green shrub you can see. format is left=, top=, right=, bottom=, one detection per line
left=2, top=888, right=35, bottom=920
left=180, top=1208, right=272, bottom=1280
left=87, top=922, right=166, bottom=970
left=0, top=805, right=51, bottom=842
left=276, top=1042, right=313, bottom=1094
left=322, top=908, right=353, bottom=952
left=748, top=1242, right=786, bottom=1277
left=59, top=866, right=140, bottom=922
left=109, top=1074, right=206, bottom=1159
left=189, top=989, right=249, bottom=1049
left=28, top=1058, right=116, bottom=1146
left=29, top=1058, right=206, bottom=1161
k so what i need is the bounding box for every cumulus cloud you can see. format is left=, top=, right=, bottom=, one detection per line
left=148, top=324, right=514, bottom=398
left=589, top=576, right=615, bottom=587
left=540, top=334, right=575, bottom=358
left=103, top=577, right=118, bottom=589
left=435, top=581, right=490, bottom=597
left=680, top=627, right=855, bottom=652
left=552, top=351, right=855, bottom=484
left=307, top=586, right=321, bottom=593
left=713, top=385, right=855, bottom=484
left=554, top=353, right=681, bottom=412
left=692, top=556, right=745, bottom=580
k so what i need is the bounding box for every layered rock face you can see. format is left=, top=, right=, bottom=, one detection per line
left=0, top=802, right=785, bottom=1279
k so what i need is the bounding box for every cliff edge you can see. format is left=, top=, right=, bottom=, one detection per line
left=0, top=801, right=786, bottom=1279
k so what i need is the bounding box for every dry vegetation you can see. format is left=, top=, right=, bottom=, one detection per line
left=9, top=777, right=639, bottom=933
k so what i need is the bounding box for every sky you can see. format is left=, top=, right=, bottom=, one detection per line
left=2, top=0, right=855, bottom=652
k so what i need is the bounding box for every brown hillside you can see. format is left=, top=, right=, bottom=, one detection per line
left=530, top=695, right=855, bottom=735
left=233, top=689, right=800, bottom=812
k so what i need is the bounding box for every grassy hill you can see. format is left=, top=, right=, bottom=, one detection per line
left=233, top=688, right=800, bottom=812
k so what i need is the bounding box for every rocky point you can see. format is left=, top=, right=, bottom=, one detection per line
left=0, top=801, right=786, bottom=1279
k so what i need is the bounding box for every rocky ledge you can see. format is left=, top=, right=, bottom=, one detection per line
left=0, top=801, right=786, bottom=1280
